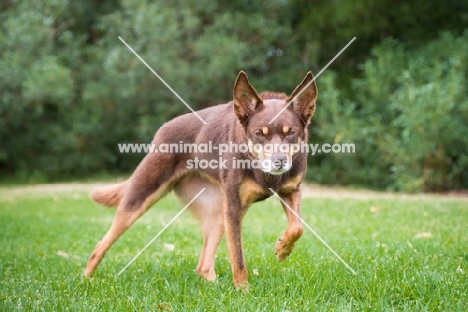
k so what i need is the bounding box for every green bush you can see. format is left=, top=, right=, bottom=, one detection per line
left=312, top=32, right=468, bottom=192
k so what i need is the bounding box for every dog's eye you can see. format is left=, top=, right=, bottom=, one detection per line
left=286, top=129, right=296, bottom=136
left=254, top=130, right=264, bottom=137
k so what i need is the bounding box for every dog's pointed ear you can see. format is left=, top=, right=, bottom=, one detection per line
left=233, top=71, right=263, bottom=126
left=286, top=71, right=318, bottom=123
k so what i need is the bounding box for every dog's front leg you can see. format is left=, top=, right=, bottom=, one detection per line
left=276, top=188, right=304, bottom=261
left=224, top=195, right=249, bottom=290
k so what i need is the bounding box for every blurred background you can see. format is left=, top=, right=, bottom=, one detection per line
left=0, top=0, right=467, bottom=192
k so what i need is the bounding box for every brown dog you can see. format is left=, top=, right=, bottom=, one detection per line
left=84, top=71, right=318, bottom=289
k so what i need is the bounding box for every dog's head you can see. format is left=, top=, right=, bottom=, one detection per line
left=233, top=71, right=318, bottom=175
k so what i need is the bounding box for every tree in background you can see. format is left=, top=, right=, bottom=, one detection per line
left=0, top=0, right=467, bottom=192
left=313, top=33, right=468, bottom=192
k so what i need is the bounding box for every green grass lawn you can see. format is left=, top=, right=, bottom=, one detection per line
left=0, top=185, right=467, bottom=311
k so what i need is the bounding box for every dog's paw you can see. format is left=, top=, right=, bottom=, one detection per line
left=196, top=268, right=217, bottom=282
left=83, top=268, right=93, bottom=278
left=275, top=226, right=303, bottom=261
left=275, top=238, right=295, bottom=261
left=234, top=281, right=250, bottom=293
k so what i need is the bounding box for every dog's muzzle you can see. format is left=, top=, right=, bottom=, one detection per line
left=261, top=154, right=292, bottom=175
left=271, top=155, right=288, bottom=170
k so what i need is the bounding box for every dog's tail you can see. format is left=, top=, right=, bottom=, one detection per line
left=90, top=181, right=128, bottom=208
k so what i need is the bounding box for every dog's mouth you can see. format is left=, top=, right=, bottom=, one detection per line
left=259, top=155, right=292, bottom=175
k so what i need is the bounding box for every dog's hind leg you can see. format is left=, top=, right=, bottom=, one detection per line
left=275, top=188, right=304, bottom=261
left=83, top=206, right=147, bottom=277
left=84, top=154, right=174, bottom=277
left=195, top=202, right=224, bottom=281
left=174, top=177, right=225, bottom=281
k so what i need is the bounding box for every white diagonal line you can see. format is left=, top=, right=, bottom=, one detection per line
left=117, top=188, right=206, bottom=276
left=118, top=36, right=207, bottom=125
left=268, top=37, right=356, bottom=124
left=269, top=188, right=357, bottom=275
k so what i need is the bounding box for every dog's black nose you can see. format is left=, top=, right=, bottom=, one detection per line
left=271, top=155, right=288, bottom=169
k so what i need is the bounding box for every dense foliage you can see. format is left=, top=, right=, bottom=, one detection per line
left=312, top=33, right=468, bottom=192
left=1, top=0, right=467, bottom=191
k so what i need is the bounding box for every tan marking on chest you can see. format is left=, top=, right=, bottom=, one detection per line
left=239, top=179, right=266, bottom=207
left=279, top=174, right=304, bottom=194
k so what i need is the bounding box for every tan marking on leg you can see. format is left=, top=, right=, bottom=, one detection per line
left=275, top=189, right=303, bottom=261
left=84, top=207, right=146, bottom=277
left=174, top=175, right=225, bottom=281
left=84, top=182, right=171, bottom=277
left=224, top=211, right=249, bottom=291
left=239, top=179, right=266, bottom=207
left=279, top=173, right=304, bottom=194
left=195, top=210, right=224, bottom=281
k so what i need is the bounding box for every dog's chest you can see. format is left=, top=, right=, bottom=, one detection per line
left=238, top=174, right=303, bottom=206
left=238, top=179, right=268, bottom=206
